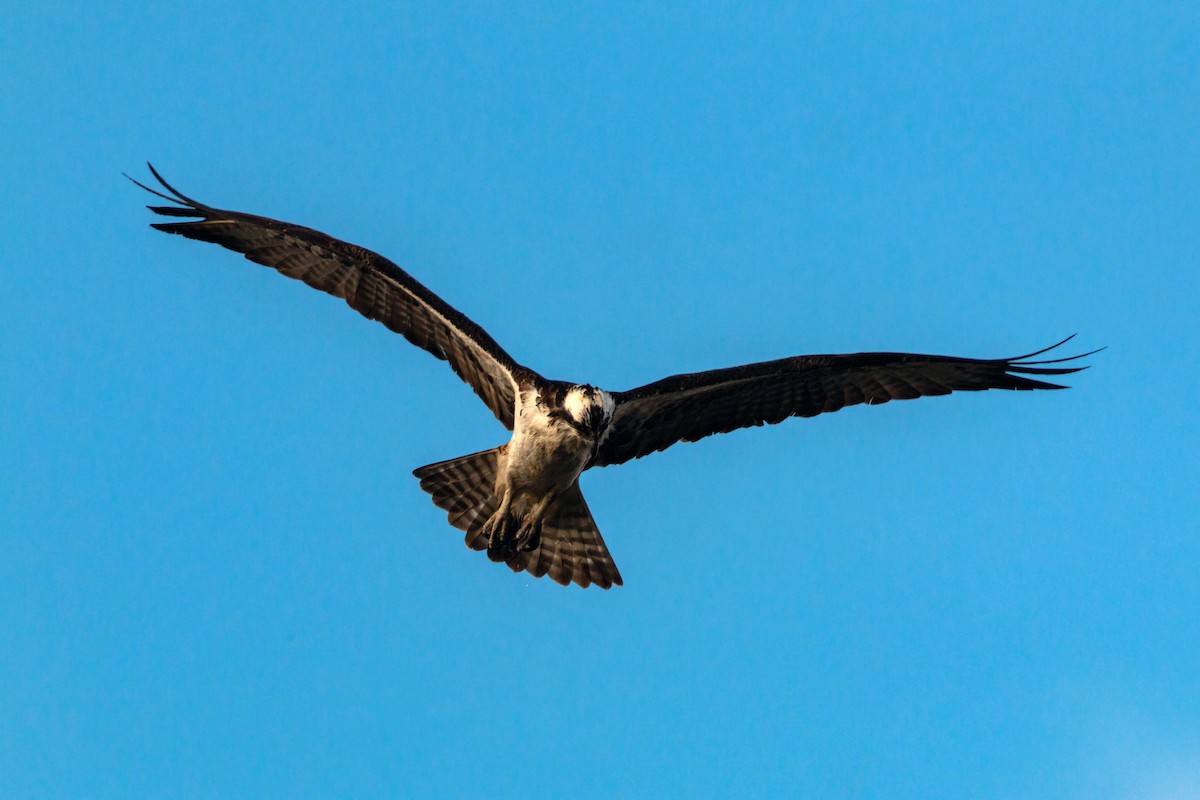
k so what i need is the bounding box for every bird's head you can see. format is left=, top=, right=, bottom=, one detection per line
left=563, top=384, right=615, bottom=437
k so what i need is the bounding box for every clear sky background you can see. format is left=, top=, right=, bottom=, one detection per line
left=2, top=3, right=1198, bottom=798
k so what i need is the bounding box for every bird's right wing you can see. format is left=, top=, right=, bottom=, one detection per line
left=593, top=338, right=1097, bottom=467
left=130, top=165, right=535, bottom=429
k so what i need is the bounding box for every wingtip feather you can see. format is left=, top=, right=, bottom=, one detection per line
left=145, top=162, right=199, bottom=206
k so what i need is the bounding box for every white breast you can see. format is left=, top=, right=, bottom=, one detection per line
left=507, top=388, right=592, bottom=493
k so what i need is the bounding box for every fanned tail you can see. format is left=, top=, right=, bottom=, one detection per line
left=412, top=454, right=622, bottom=589
left=413, top=447, right=502, bottom=543
left=506, top=483, right=623, bottom=589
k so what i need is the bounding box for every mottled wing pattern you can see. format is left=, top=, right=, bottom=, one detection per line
left=131, top=165, right=531, bottom=428
left=506, top=484, right=623, bottom=589
left=594, top=339, right=1097, bottom=467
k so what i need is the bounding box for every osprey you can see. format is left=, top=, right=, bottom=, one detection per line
left=130, top=165, right=1095, bottom=589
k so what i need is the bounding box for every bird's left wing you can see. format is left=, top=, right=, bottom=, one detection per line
left=592, top=338, right=1097, bottom=467
left=130, top=165, right=533, bottom=429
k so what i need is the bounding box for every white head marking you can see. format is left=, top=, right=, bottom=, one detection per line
left=563, top=386, right=592, bottom=424
left=563, top=385, right=615, bottom=427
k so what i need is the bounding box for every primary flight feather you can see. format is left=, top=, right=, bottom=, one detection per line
left=130, top=165, right=1095, bottom=589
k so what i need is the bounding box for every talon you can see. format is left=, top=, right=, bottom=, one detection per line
left=486, top=516, right=516, bottom=562
left=487, top=540, right=515, bottom=562
left=516, top=521, right=542, bottom=552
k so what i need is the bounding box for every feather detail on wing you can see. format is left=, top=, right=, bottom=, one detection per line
left=129, top=164, right=533, bottom=429
left=593, top=337, right=1100, bottom=467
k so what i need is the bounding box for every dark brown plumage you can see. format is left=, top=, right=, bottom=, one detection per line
left=131, top=164, right=1096, bottom=589
left=129, top=164, right=533, bottom=429
left=593, top=342, right=1093, bottom=467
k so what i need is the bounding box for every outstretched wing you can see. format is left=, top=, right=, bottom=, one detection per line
left=130, top=164, right=534, bottom=429
left=593, top=337, right=1098, bottom=467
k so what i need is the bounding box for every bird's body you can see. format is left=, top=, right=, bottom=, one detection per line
left=130, top=165, right=1096, bottom=589
left=509, top=384, right=613, bottom=497
left=481, top=384, right=614, bottom=561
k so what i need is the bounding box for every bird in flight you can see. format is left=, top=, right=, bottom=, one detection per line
left=130, top=165, right=1095, bottom=589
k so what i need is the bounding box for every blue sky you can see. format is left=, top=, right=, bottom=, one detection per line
left=2, top=2, right=1197, bottom=798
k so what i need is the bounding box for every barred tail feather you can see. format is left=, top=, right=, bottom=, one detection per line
left=413, top=454, right=622, bottom=589
left=507, top=484, right=623, bottom=589
left=413, top=447, right=502, bottom=547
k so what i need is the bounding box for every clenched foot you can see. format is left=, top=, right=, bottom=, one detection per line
left=514, top=520, right=542, bottom=553
left=484, top=516, right=516, bottom=562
